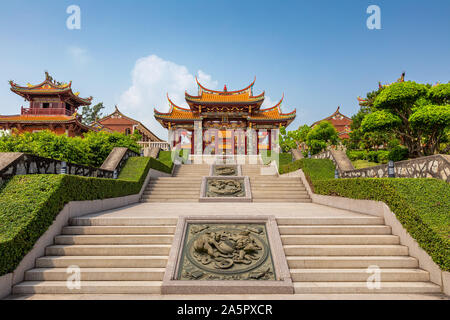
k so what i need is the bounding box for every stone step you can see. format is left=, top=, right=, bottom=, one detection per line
left=152, top=177, right=203, bottom=181
left=145, top=186, right=201, bottom=190
left=286, top=256, right=419, bottom=269
left=277, top=217, right=384, bottom=225
left=252, top=195, right=311, bottom=199
left=252, top=192, right=310, bottom=196
left=278, top=225, right=391, bottom=235
left=62, top=226, right=176, bottom=235
left=281, top=235, right=399, bottom=245
left=141, top=194, right=199, bottom=199
left=69, top=217, right=178, bottom=226
left=25, top=268, right=166, bottom=281
left=143, top=191, right=200, bottom=196
left=36, top=256, right=168, bottom=268
left=253, top=199, right=312, bottom=203
left=290, top=269, right=430, bottom=282
left=55, top=235, right=174, bottom=245
left=13, top=281, right=162, bottom=294
left=45, top=244, right=172, bottom=256
left=283, top=245, right=409, bottom=256
left=142, top=199, right=199, bottom=203
left=293, top=282, right=441, bottom=294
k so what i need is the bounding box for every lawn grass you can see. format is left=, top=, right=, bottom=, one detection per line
left=352, top=159, right=380, bottom=169
left=261, top=151, right=292, bottom=168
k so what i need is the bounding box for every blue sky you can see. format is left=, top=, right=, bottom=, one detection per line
left=1, top=0, right=449, bottom=139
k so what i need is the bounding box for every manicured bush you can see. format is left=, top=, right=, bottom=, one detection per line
left=377, top=150, right=390, bottom=164
left=0, top=156, right=156, bottom=276
left=313, top=178, right=450, bottom=271
left=388, top=145, right=409, bottom=162
left=347, top=150, right=367, bottom=161
left=0, top=130, right=141, bottom=167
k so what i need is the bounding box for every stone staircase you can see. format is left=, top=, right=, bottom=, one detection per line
left=242, top=165, right=311, bottom=203
left=277, top=216, right=441, bottom=294
left=141, top=164, right=209, bottom=203
left=141, top=164, right=311, bottom=203
left=13, top=216, right=177, bottom=295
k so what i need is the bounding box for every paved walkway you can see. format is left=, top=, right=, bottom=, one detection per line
left=78, top=202, right=371, bottom=219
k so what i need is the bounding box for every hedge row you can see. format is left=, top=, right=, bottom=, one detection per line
left=0, top=155, right=166, bottom=276
left=313, top=178, right=450, bottom=271
left=279, top=158, right=450, bottom=271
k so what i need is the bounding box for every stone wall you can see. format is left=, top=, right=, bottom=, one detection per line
left=312, top=150, right=450, bottom=183
left=0, top=147, right=140, bottom=186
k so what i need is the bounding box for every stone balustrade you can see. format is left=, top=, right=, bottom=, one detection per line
left=312, top=150, right=450, bottom=183
left=0, top=147, right=140, bottom=186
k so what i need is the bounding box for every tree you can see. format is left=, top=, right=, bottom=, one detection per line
left=81, top=102, right=105, bottom=125
left=306, top=121, right=338, bottom=154
left=409, top=104, right=450, bottom=155
left=279, top=126, right=297, bottom=152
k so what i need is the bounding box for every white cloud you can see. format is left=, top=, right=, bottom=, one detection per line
left=261, top=95, right=276, bottom=108
left=67, top=46, right=91, bottom=65
left=119, top=54, right=218, bottom=140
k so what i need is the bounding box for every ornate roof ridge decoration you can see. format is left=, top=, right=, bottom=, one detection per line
left=311, top=106, right=352, bottom=127
left=195, top=76, right=256, bottom=96
left=358, top=72, right=407, bottom=107
left=9, top=72, right=93, bottom=105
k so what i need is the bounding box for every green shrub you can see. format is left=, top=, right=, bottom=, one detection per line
left=313, top=178, right=450, bottom=271
left=0, top=156, right=154, bottom=276
left=0, top=130, right=141, bottom=167
left=389, top=145, right=409, bottom=162
left=367, top=150, right=379, bottom=163
left=377, top=150, right=390, bottom=164
left=347, top=150, right=367, bottom=161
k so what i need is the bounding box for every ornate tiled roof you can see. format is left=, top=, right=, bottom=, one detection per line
left=97, top=106, right=163, bottom=141
left=9, top=72, right=92, bottom=105
left=185, top=77, right=265, bottom=105
left=311, top=106, right=352, bottom=127
left=0, top=115, right=75, bottom=122
left=248, top=95, right=296, bottom=124
left=154, top=96, right=201, bottom=121
left=0, top=114, right=93, bottom=132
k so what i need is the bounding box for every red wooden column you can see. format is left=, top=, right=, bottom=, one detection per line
left=268, top=129, right=272, bottom=152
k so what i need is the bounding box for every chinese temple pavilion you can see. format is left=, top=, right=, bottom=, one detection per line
left=0, top=72, right=93, bottom=136
left=311, top=106, right=352, bottom=139
left=154, top=78, right=296, bottom=155
left=95, top=106, right=163, bottom=142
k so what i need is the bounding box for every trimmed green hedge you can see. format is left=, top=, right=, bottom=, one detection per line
left=279, top=158, right=335, bottom=181
left=314, top=178, right=450, bottom=271
left=280, top=158, right=450, bottom=271
left=0, top=156, right=160, bottom=276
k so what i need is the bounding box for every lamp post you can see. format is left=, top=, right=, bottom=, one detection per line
left=113, top=169, right=118, bottom=179
left=60, top=161, right=67, bottom=175
left=140, top=149, right=144, bottom=157
left=334, top=169, right=339, bottom=179
left=388, top=160, right=395, bottom=178
left=308, top=150, right=311, bottom=159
